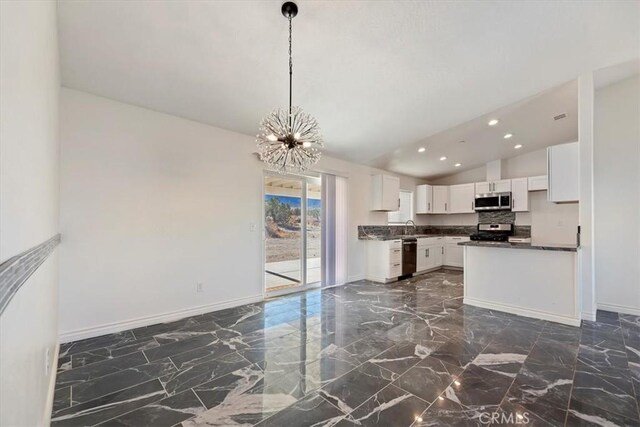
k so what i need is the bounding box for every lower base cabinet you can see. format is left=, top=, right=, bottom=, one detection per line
left=365, top=239, right=403, bottom=282
left=367, top=236, right=471, bottom=282
left=417, top=244, right=443, bottom=271
left=443, top=236, right=470, bottom=267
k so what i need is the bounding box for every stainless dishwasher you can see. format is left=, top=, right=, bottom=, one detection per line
left=402, top=238, right=417, bottom=276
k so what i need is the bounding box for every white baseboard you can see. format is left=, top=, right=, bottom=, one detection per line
left=597, top=302, right=640, bottom=317
left=59, top=294, right=264, bottom=343
left=43, top=342, right=59, bottom=425
left=581, top=311, right=597, bottom=322
left=464, top=297, right=581, bottom=327
left=348, top=274, right=365, bottom=282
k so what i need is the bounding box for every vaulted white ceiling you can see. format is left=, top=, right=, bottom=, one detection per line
left=57, top=1, right=639, bottom=177
left=374, top=80, right=579, bottom=179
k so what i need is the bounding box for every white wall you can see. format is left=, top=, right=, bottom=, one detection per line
left=426, top=147, right=579, bottom=244
left=0, top=1, right=60, bottom=425
left=594, top=75, right=640, bottom=315
left=59, top=89, right=428, bottom=340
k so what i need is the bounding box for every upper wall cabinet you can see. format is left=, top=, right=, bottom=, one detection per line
left=371, top=174, right=400, bottom=211
left=528, top=175, right=548, bottom=191
left=476, top=179, right=512, bottom=193
left=449, top=183, right=475, bottom=213
left=415, top=184, right=433, bottom=214
left=432, top=186, right=449, bottom=214
left=548, top=142, right=579, bottom=203
left=511, top=178, right=529, bottom=212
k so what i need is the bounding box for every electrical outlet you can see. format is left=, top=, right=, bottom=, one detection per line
left=44, top=347, right=51, bottom=376
left=249, top=223, right=257, bottom=232
left=196, top=283, right=204, bottom=293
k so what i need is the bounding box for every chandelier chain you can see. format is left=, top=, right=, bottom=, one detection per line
left=288, top=16, right=293, bottom=128
left=256, top=2, right=322, bottom=174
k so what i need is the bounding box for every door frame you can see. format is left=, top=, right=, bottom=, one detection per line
left=262, top=171, right=322, bottom=298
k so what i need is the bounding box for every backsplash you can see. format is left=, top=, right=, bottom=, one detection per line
left=358, top=223, right=531, bottom=238
left=478, top=211, right=516, bottom=224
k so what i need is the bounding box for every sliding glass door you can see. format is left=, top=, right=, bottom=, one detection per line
left=264, top=173, right=321, bottom=295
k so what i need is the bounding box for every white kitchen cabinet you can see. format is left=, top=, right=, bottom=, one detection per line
left=444, top=236, right=470, bottom=267
left=511, top=178, right=529, bottom=212
left=432, top=186, right=449, bottom=214
left=417, top=237, right=444, bottom=272
left=449, top=183, right=476, bottom=213
left=431, top=244, right=444, bottom=267
left=415, top=184, right=433, bottom=214
left=417, top=246, right=436, bottom=271
left=475, top=182, right=491, bottom=194
left=528, top=175, right=548, bottom=191
left=547, top=142, right=579, bottom=203
left=475, top=180, right=511, bottom=193
left=371, top=174, right=400, bottom=211
left=493, top=179, right=512, bottom=192
left=365, top=239, right=403, bottom=282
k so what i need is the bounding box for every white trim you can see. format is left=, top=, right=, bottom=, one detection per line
left=597, top=302, right=640, bottom=317
left=59, top=294, right=264, bottom=343
left=43, top=343, right=59, bottom=425
left=464, top=296, right=581, bottom=327
left=581, top=311, right=597, bottom=321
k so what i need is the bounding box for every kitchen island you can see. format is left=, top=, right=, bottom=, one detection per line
left=459, top=241, right=580, bottom=326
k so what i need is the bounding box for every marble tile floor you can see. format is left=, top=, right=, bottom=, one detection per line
left=51, top=270, right=640, bottom=426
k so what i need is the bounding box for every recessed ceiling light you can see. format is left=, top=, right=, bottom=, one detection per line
left=514, top=144, right=523, bottom=149
left=454, top=163, right=461, bottom=167
left=440, top=156, right=447, bottom=161
left=504, top=133, right=513, bottom=139
left=418, top=147, right=426, bottom=153
left=488, top=119, right=499, bottom=126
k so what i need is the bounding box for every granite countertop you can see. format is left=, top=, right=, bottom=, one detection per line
left=359, top=233, right=465, bottom=241
left=458, top=240, right=578, bottom=252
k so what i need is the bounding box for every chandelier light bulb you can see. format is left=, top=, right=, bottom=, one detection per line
left=267, top=134, right=278, bottom=142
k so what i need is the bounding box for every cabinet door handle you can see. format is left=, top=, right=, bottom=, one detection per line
left=428, top=202, right=430, bottom=211
left=427, top=248, right=429, bottom=257
left=425, top=249, right=428, bottom=257
left=393, top=263, right=400, bottom=267
left=441, top=247, right=444, bottom=254
left=445, top=203, right=447, bottom=212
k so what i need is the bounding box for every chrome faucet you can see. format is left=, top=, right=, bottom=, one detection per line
left=404, top=220, right=417, bottom=235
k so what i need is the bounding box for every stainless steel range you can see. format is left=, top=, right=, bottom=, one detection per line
left=469, top=223, right=513, bottom=242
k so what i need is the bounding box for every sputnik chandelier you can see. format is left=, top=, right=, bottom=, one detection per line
left=256, top=1, right=323, bottom=174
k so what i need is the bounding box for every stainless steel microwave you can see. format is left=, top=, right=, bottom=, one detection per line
left=474, top=192, right=512, bottom=211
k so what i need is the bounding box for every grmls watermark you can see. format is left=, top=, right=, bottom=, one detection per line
left=479, top=411, right=531, bottom=425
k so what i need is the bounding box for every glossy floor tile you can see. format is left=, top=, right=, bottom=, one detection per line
left=52, top=270, right=640, bottom=426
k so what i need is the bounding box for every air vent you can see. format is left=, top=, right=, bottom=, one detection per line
left=553, top=113, right=567, bottom=121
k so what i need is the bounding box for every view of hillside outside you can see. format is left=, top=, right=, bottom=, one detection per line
left=264, top=176, right=321, bottom=291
